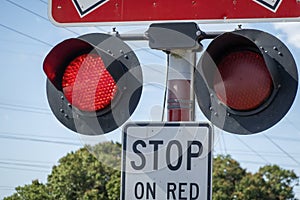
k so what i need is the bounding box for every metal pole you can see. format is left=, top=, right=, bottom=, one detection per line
left=110, top=29, right=223, bottom=41
left=167, top=50, right=196, bottom=121
left=108, top=27, right=223, bottom=122
left=110, top=28, right=149, bottom=41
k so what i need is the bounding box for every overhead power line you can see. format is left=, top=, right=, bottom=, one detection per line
left=0, top=106, right=51, bottom=115
left=0, top=102, right=51, bottom=115
left=0, top=131, right=79, bottom=142
left=0, top=161, right=51, bottom=170
left=5, top=0, right=80, bottom=36
left=235, top=136, right=269, bottom=163
left=0, top=165, right=50, bottom=173
left=0, top=102, right=49, bottom=111
left=39, top=0, right=47, bottom=4
left=219, top=149, right=300, bottom=158
left=0, top=24, right=52, bottom=47
left=263, top=133, right=300, bottom=166
left=0, top=186, right=16, bottom=191
left=0, top=158, right=53, bottom=165
left=6, top=0, right=49, bottom=21
left=0, top=133, right=81, bottom=146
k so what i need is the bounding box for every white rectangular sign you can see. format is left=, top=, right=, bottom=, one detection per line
left=121, top=122, right=213, bottom=200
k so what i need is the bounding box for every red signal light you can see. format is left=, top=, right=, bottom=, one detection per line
left=195, top=29, right=298, bottom=134
left=43, top=33, right=143, bottom=135
left=62, top=53, right=117, bottom=112
left=213, top=50, right=273, bottom=111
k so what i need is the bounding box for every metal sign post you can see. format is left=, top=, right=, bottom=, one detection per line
left=146, top=22, right=203, bottom=122
left=121, top=22, right=214, bottom=200
left=167, top=50, right=196, bottom=121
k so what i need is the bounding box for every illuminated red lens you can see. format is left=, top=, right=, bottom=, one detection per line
left=62, top=53, right=117, bottom=112
left=213, top=50, right=273, bottom=111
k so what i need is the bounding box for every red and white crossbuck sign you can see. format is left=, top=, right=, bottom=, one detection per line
left=49, top=0, right=300, bottom=25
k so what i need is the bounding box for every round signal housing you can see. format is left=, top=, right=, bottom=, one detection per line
left=195, top=29, right=298, bottom=134
left=44, top=33, right=143, bottom=135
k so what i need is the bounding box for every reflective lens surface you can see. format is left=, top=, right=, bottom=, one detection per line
left=62, top=53, right=117, bottom=112
left=214, top=50, right=273, bottom=111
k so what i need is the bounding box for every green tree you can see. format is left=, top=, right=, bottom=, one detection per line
left=257, top=165, right=298, bottom=199
left=5, top=143, right=299, bottom=200
left=4, top=180, right=51, bottom=200
left=86, top=141, right=122, bottom=170
left=233, top=172, right=269, bottom=199
left=106, top=170, right=121, bottom=200
left=47, top=149, right=107, bottom=199
left=213, top=155, right=299, bottom=200
left=47, top=142, right=120, bottom=200
left=212, top=155, right=247, bottom=199
left=4, top=141, right=121, bottom=200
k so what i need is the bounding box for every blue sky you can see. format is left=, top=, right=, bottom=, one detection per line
left=1, top=0, right=300, bottom=199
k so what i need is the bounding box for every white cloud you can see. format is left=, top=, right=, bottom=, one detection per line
left=273, top=22, right=300, bottom=49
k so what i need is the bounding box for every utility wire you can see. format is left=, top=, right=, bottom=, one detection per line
left=0, top=105, right=51, bottom=115
left=0, top=134, right=81, bottom=146
left=2, top=49, right=44, bottom=58
left=263, top=133, right=300, bottom=166
left=235, top=136, right=269, bottom=163
left=214, top=151, right=300, bottom=169
left=0, top=102, right=49, bottom=111
left=0, top=24, right=52, bottom=47
left=141, top=63, right=165, bottom=74
left=5, top=0, right=80, bottom=36
left=0, top=131, right=79, bottom=141
left=0, top=158, right=53, bottom=165
left=283, top=117, right=300, bottom=137
left=220, top=133, right=228, bottom=155
left=130, top=44, right=166, bottom=60
left=0, top=185, right=15, bottom=191
left=0, top=186, right=16, bottom=191
left=0, top=102, right=51, bottom=115
left=0, top=165, right=50, bottom=173
left=39, top=0, right=48, bottom=5
left=0, top=161, right=51, bottom=169
left=236, top=159, right=299, bottom=168
left=5, top=0, right=165, bottom=72
left=6, top=0, right=49, bottom=21
left=220, top=149, right=300, bottom=157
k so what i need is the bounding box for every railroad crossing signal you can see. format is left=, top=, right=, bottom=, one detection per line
left=43, top=24, right=298, bottom=135
left=43, top=33, right=143, bottom=135
left=195, top=29, right=298, bottom=134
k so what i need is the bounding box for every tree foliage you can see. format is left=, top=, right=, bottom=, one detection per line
left=4, top=142, right=299, bottom=200
left=4, top=180, right=51, bottom=200
left=47, top=148, right=114, bottom=200
left=212, top=155, right=247, bottom=199
left=213, top=155, right=299, bottom=200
